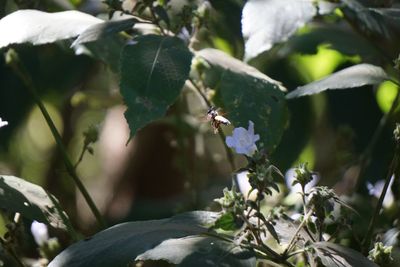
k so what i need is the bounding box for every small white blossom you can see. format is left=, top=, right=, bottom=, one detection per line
left=367, top=175, right=394, bottom=208
left=284, top=168, right=319, bottom=194
left=31, top=221, right=49, bottom=246
left=0, top=117, right=8, bottom=128
left=226, top=121, right=260, bottom=156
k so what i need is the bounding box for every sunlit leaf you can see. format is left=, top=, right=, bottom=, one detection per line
left=120, top=35, right=192, bottom=140
left=71, top=17, right=138, bottom=47
left=216, top=70, right=288, bottom=152
left=196, top=48, right=286, bottom=91
left=312, top=242, right=379, bottom=267
left=286, top=64, right=390, bottom=99
left=242, top=0, right=316, bottom=60
left=0, top=175, right=68, bottom=229
left=0, top=10, right=102, bottom=48
left=48, top=211, right=221, bottom=267
left=136, top=235, right=255, bottom=267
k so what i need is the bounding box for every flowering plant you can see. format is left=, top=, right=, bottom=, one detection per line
left=225, top=120, right=260, bottom=156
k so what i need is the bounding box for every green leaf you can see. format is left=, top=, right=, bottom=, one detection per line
left=242, top=0, right=316, bottom=60
left=213, top=212, right=237, bottom=231
left=196, top=48, right=286, bottom=92
left=341, top=0, right=391, bottom=38
left=0, top=10, right=102, bottom=48
left=48, top=211, right=221, bottom=267
left=74, top=35, right=126, bottom=73
left=312, top=242, right=379, bottom=267
left=0, top=175, right=68, bottom=229
left=71, top=17, right=138, bottom=47
left=120, top=35, right=192, bottom=139
left=286, top=64, right=390, bottom=99
left=136, top=235, right=255, bottom=267
left=217, top=70, right=288, bottom=152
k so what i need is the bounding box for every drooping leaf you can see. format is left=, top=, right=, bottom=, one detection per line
left=196, top=48, right=286, bottom=91
left=71, top=17, right=138, bottom=47
left=136, top=235, right=255, bottom=267
left=0, top=175, right=68, bottom=229
left=281, top=24, right=379, bottom=57
left=242, top=0, right=317, bottom=60
left=286, top=64, right=390, bottom=99
left=311, top=242, right=379, bottom=267
left=74, top=35, right=126, bottom=73
left=216, top=70, right=288, bottom=152
left=0, top=10, right=102, bottom=48
left=48, top=211, right=221, bottom=267
left=369, top=8, right=400, bottom=21
left=341, top=0, right=391, bottom=38
left=120, top=35, right=192, bottom=140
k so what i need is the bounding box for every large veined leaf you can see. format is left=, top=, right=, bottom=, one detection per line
left=312, top=242, right=379, bottom=267
left=136, top=235, right=255, bottom=266
left=196, top=48, right=286, bottom=92
left=217, top=70, right=288, bottom=152
left=286, top=64, right=390, bottom=99
left=120, top=35, right=192, bottom=139
left=48, top=211, right=225, bottom=267
left=0, top=9, right=102, bottom=48
left=242, top=0, right=316, bottom=60
left=71, top=17, right=138, bottom=47
left=0, top=175, right=68, bottom=229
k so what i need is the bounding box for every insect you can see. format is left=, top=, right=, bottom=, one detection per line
left=207, top=106, right=231, bottom=133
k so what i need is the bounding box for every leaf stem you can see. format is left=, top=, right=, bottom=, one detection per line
left=6, top=49, right=106, bottom=229
left=362, top=144, right=399, bottom=252
left=283, top=209, right=313, bottom=257
left=354, top=86, right=400, bottom=191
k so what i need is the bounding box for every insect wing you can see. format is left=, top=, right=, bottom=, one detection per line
left=215, top=115, right=231, bottom=125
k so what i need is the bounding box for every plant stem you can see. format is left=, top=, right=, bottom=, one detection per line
left=283, top=210, right=313, bottom=257
left=362, top=145, right=399, bottom=253
left=6, top=49, right=106, bottom=229
left=354, top=84, right=400, bottom=191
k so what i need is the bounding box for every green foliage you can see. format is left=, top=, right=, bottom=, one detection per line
left=0, top=175, right=68, bottom=229
left=216, top=70, right=288, bottom=152
left=120, top=35, right=193, bottom=140
left=1, top=0, right=400, bottom=266
left=48, top=211, right=255, bottom=267
left=286, top=64, right=391, bottom=99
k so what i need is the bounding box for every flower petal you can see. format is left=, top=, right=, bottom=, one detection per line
left=225, top=136, right=235, bottom=147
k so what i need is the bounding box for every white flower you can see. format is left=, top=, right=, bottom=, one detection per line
left=367, top=175, right=394, bottom=208
left=285, top=168, right=319, bottom=195
left=0, top=117, right=8, bottom=128
left=31, top=221, right=49, bottom=246
left=226, top=120, right=260, bottom=156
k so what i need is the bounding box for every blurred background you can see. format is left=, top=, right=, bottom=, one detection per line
left=0, top=0, right=399, bottom=259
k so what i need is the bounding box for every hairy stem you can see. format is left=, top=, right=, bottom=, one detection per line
left=6, top=49, right=106, bottom=229
left=354, top=83, right=400, bottom=191
left=362, top=145, right=399, bottom=252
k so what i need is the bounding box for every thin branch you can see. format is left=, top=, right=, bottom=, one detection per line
left=354, top=88, right=400, bottom=191
left=283, top=210, right=313, bottom=257
left=6, top=49, right=106, bottom=229
left=362, top=146, right=399, bottom=252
